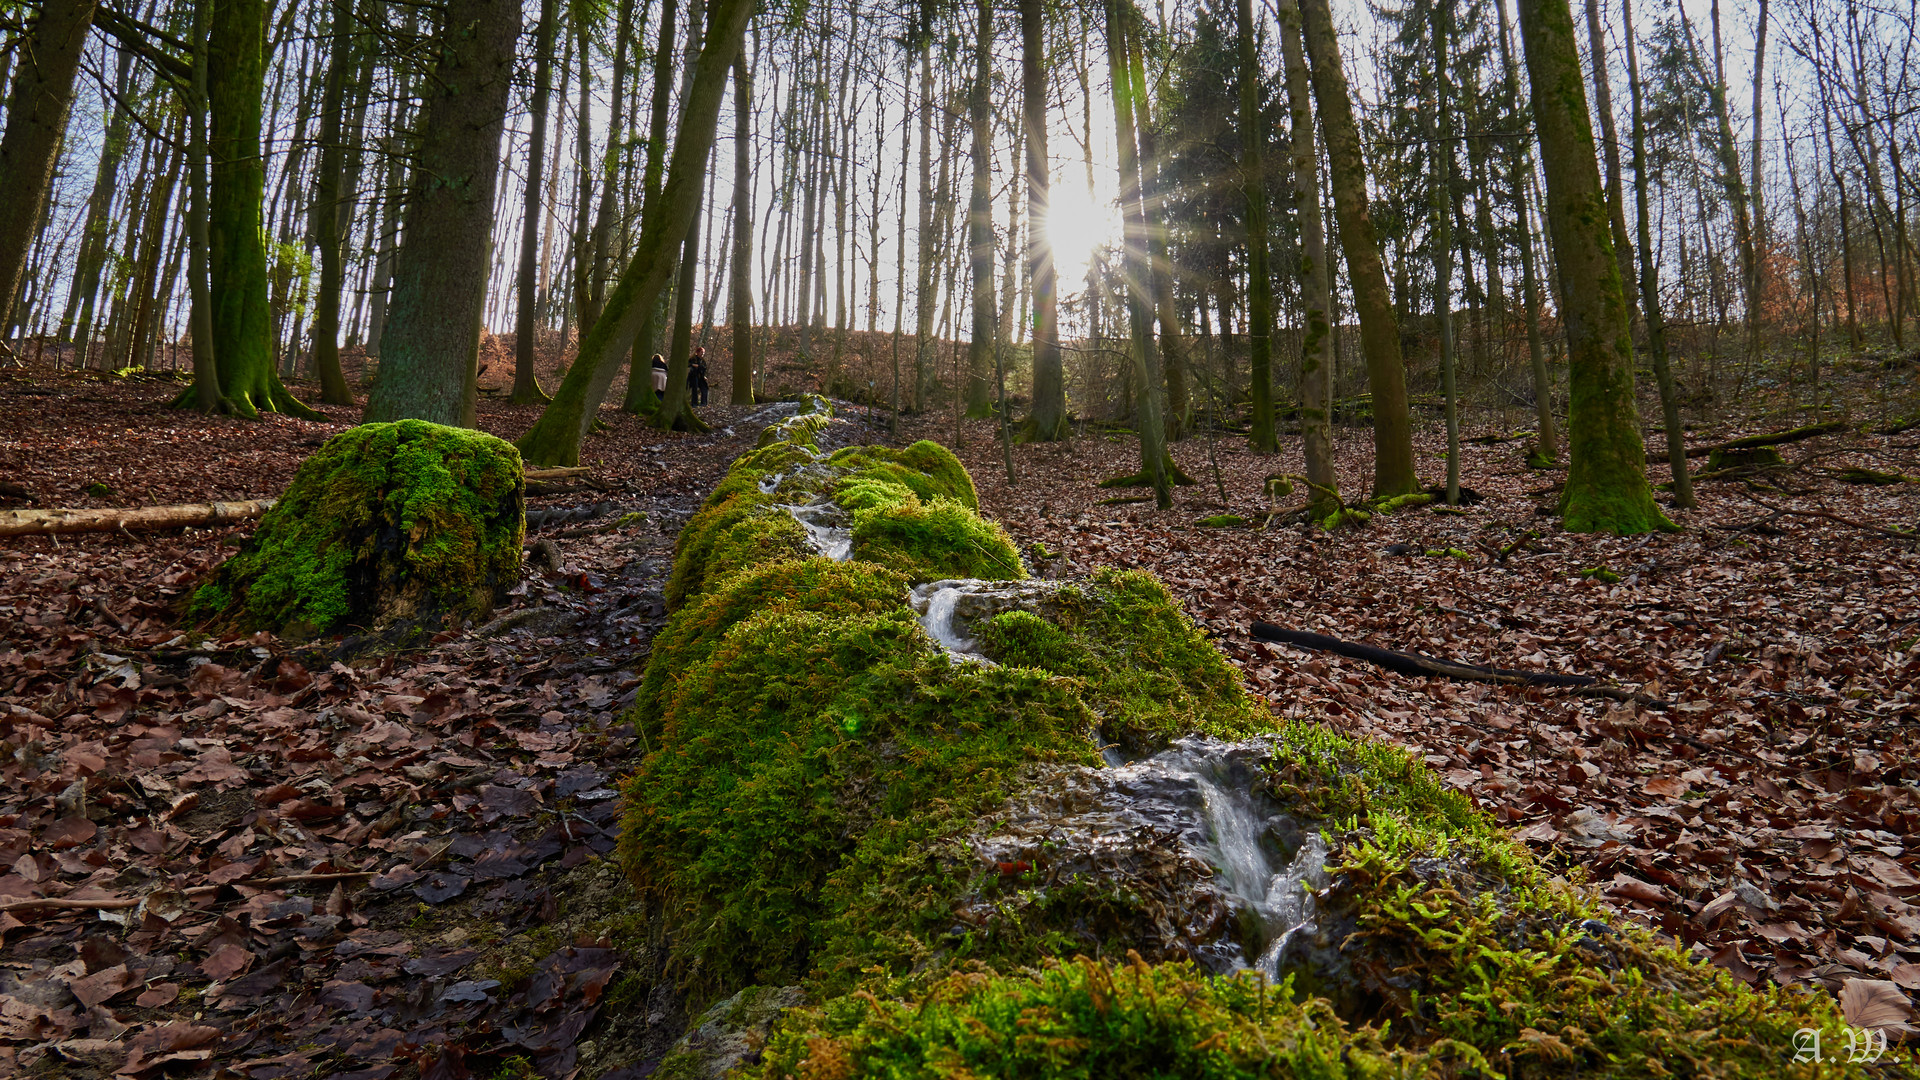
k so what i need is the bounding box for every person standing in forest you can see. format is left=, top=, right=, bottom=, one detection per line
left=651, top=353, right=670, bottom=401
left=688, top=346, right=710, bottom=406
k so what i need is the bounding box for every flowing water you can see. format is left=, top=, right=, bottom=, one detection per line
left=781, top=501, right=852, bottom=561
left=908, top=579, right=1053, bottom=662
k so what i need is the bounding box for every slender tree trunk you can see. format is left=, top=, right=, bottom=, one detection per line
left=913, top=38, right=935, bottom=412
left=1020, top=0, right=1067, bottom=441
left=1106, top=0, right=1169, bottom=509
left=63, top=46, right=133, bottom=359
left=730, top=45, right=755, bottom=404
left=1238, top=0, right=1277, bottom=454
left=514, top=0, right=754, bottom=464
left=655, top=0, right=711, bottom=433
left=965, top=0, right=997, bottom=419
left=1745, top=0, right=1769, bottom=376
left=184, top=0, right=224, bottom=411
left=1496, top=0, right=1557, bottom=461
left=1127, top=22, right=1189, bottom=440
left=1298, top=0, right=1417, bottom=496
left=1623, top=0, right=1692, bottom=508
left=1431, top=1, right=1461, bottom=505
left=1518, top=0, right=1668, bottom=534
left=1277, top=0, right=1336, bottom=514
left=362, top=0, right=517, bottom=426
left=0, top=0, right=97, bottom=342
left=308, top=0, right=357, bottom=405
left=513, top=0, right=559, bottom=404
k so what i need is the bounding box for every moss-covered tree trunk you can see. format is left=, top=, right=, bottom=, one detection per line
left=1518, top=0, right=1670, bottom=534
left=1297, top=0, right=1418, bottom=498
left=1019, top=0, right=1069, bottom=442
left=515, top=0, right=754, bottom=466
left=362, top=0, right=518, bottom=427
left=1278, top=0, right=1338, bottom=516
left=1106, top=0, right=1170, bottom=509
left=1494, top=0, right=1558, bottom=463
left=1238, top=0, right=1277, bottom=455
left=0, top=0, right=95, bottom=338
left=208, top=0, right=321, bottom=420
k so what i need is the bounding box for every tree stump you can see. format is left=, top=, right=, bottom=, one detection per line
left=190, top=420, right=525, bottom=637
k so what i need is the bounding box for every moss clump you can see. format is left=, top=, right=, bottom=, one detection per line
left=189, top=420, right=524, bottom=637
left=1580, top=565, right=1623, bottom=583
left=749, top=959, right=1440, bottom=1079
left=1196, top=513, right=1247, bottom=527
left=1370, top=492, right=1435, bottom=514
left=849, top=494, right=1025, bottom=582
left=830, top=441, right=981, bottom=510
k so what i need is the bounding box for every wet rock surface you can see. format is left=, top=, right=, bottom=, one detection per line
left=966, top=739, right=1340, bottom=984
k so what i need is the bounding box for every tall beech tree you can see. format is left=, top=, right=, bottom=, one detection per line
left=308, top=0, right=358, bottom=406
left=1517, top=0, right=1668, bottom=534
left=1278, top=0, right=1335, bottom=515
left=512, top=0, right=560, bottom=405
left=1237, top=0, right=1276, bottom=455
left=1297, top=0, right=1417, bottom=497
left=0, top=0, right=97, bottom=341
left=363, top=0, right=518, bottom=427
left=729, top=45, right=755, bottom=405
left=1106, top=0, right=1170, bottom=509
left=1019, top=0, right=1068, bottom=441
left=965, top=0, right=997, bottom=419
left=516, top=0, right=756, bottom=465
left=207, top=0, right=320, bottom=418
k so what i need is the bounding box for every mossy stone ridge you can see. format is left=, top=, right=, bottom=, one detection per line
left=190, top=419, right=524, bottom=637
left=621, top=406, right=1843, bottom=1077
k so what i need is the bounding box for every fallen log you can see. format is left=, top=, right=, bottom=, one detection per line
left=1249, top=622, right=1668, bottom=709
left=524, top=466, right=591, bottom=480
left=1683, top=420, right=1848, bottom=459
left=0, top=499, right=275, bottom=537
left=1251, top=623, right=1595, bottom=687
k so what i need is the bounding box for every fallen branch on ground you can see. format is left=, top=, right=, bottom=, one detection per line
left=1740, top=493, right=1919, bottom=542
left=524, top=466, right=591, bottom=480
left=0, top=499, right=276, bottom=537
left=1684, top=420, right=1849, bottom=459
left=1250, top=623, right=1667, bottom=709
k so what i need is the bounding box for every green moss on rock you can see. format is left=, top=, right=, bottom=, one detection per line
left=189, top=420, right=524, bottom=637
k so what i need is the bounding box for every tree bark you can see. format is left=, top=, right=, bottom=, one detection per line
left=1517, top=0, right=1669, bottom=534
left=1622, top=0, right=1692, bottom=508
left=362, top=0, right=518, bottom=426
left=0, top=0, right=96, bottom=341
left=730, top=45, right=755, bottom=404
left=309, top=0, right=358, bottom=406
left=1582, top=0, right=1639, bottom=324
left=1020, top=0, right=1067, bottom=441
left=1495, top=0, right=1557, bottom=461
left=965, top=0, right=997, bottom=419
left=1297, top=0, right=1418, bottom=497
left=512, top=0, right=559, bottom=404
left=1237, top=0, right=1277, bottom=454
left=1278, top=0, right=1336, bottom=515
left=1106, top=0, right=1170, bottom=510
left=209, top=0, right=321, bottom=419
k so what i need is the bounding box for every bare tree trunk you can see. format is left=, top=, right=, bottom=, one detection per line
left=1496, top=0, right=1557, bottom=461
left=1238, top=0, right=1277, bottom=454
left=1020, top=0, right=1067, bottom=441
left=512, top=0, right=559, bottom=404
left=0, top=0, right=98, bottom=343
left=1277, top=0, right=1336, bottom=514
left=1106, top=0, right=1169, bottom=509
left=1623, top=0, right=1692, bottom=508
left=730, top=43, right=755, bottom=404
left=965, top=0, right=997, bottom=419
left=1298, top=0, right=1418, bottom=497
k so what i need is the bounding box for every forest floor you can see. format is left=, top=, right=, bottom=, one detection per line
left=0, top=352, right=1918, bottom=1077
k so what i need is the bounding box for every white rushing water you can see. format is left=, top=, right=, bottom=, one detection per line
left=912, top=581, right=981, bottom=654
left=782, top=501, right=851, bottom=561
left=1146, top=743, right=1329, bottom=976
left=973, top=737, right=1329, bottom=979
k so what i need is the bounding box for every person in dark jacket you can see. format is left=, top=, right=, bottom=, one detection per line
left=687, top=347, right=710, bottom=406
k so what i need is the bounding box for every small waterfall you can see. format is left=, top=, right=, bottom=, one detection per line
left=969, top=737, right=1328, bottom=981
left=781, top=501, right=852, bottom=561
left=911, top=581, right=982, bottom=654
left=1149, top=744, right=1329, bottom=977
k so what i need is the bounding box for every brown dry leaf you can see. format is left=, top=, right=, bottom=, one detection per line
left=1606, top=873, right=1669, bottom=905
left=1839, top=978, right=1917, bottom=1033
left=199, top=944, right=253, bottom=981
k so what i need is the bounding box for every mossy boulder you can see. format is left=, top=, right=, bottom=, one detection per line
left=619, top=405, right=1843, bottom=1077
left=190, top=420, right=524, bottom=637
